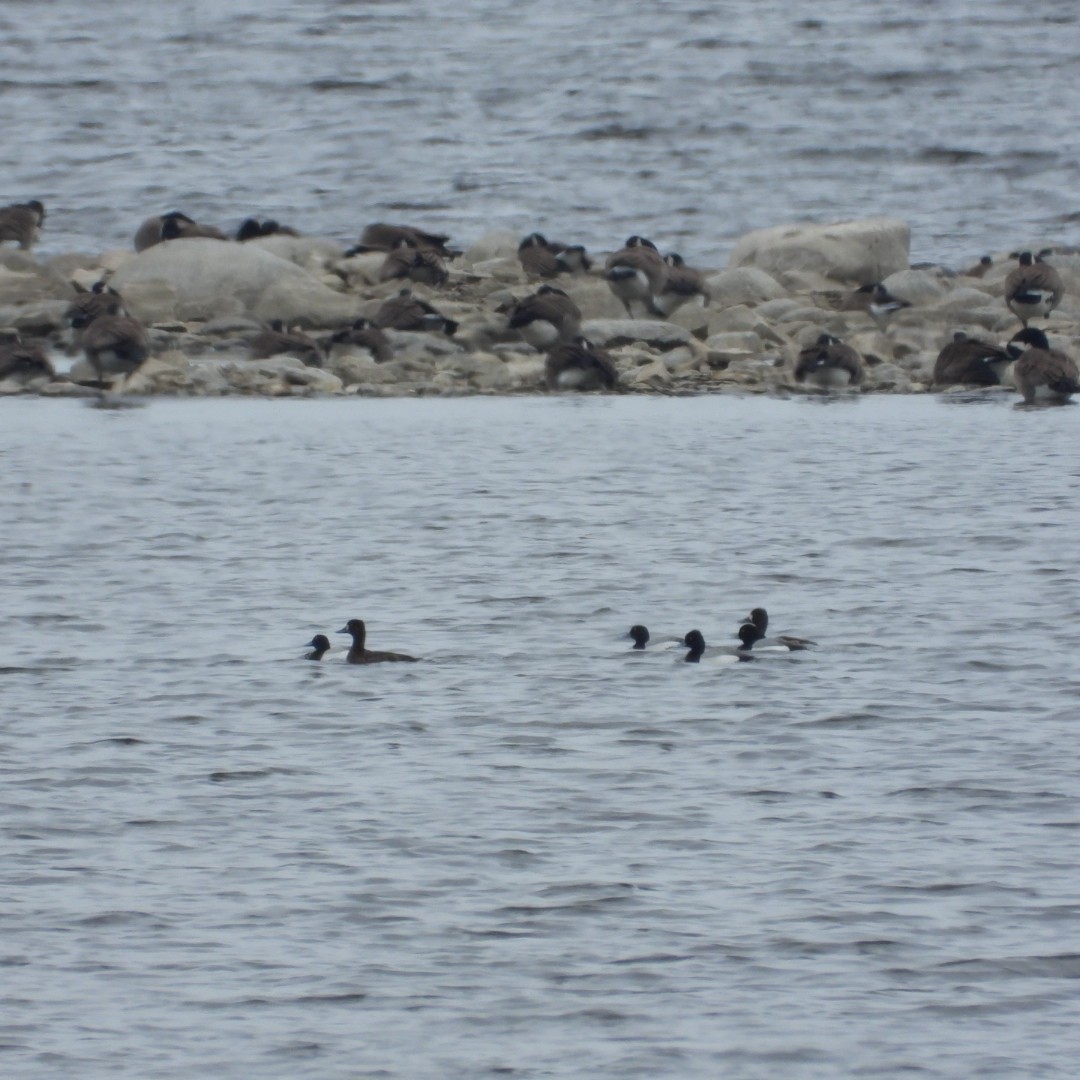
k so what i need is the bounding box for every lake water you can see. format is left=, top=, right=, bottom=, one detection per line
left=4, top=394, right=1080, bottom=1078
left=2, top=0, right=1077, bottom=264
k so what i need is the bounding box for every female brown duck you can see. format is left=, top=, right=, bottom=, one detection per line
left=337, top=619, right=418, bottom=664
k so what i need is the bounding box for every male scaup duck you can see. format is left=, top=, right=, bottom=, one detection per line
left=0, top=199, right=45, bottom=250
left=1006, top=328, right=1079, bottom=404
left=627, top=625, right=680, bottom=651
left=1005, top=251, right=1063, bottom=326
left=681, top=626, right=756, bottom=664
left=337, top=619, right=418, bottom=664
left=604, top=235, right=668, bottom=318
left=305, top=634, right=331, bottom=661
left=795, top=333, right=864, bottom=390
left=933, top=331, right=1013, bottom=388
left=507, top=285, right=582, bottom=349
left=742, top=608, right=816, bottom=650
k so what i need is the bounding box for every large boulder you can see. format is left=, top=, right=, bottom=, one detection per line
left=109, top=238, right=360, bottom=327
left=728, top=217, right=910, bottom=284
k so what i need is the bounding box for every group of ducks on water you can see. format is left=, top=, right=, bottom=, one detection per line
left=630, top=607, right=815, bottom=664
left=303, top=608, right=811, bottom=666
left=1, top=198, right=1076, bottom=404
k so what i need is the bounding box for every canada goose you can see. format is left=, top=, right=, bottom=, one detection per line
left=933, top=331, right=1013, bottom=387
left=324, top=318, right=394, bottom=363
left=0, top=337, right=54, bottom=383
left=0, top=200, right=45, bottom=250
left=794, top=334, right=864, bottom=389
left=378, top=242, right=448, bottom=287
left=962, top=255, right=993, bottom=278
left=346, top=223, right=458, bottom=258
left=1005, top=251, right=1063, bottom=326
left=133, top=211, right=228, bottom=252
left=236, top=218, right=300, bottom=241
left=507, top=285, right=582, bottom=349
left=248, top=321, right=323, bottom=365
left=544, top=335, right=619, bottom=391
left=337, top=619, right=418, bottom=664
left=66, top=282, right=126, bottom=343
left=517, top=233, right=563, bottom=278
left=841, top=282, right=911, bottom=330
left=81, top=314, right=150, bottom=384
left=374, top=288, right=458, bottom=335
left=604, top=236, right=668, bottom=317
left=654, top=253, right=710, bottom=317
left=1007, top=328, right=1079, bottom=404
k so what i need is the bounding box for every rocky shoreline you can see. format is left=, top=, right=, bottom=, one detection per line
left=1, top=216, right=1077, bottom=399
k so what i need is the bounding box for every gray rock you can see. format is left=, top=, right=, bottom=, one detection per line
left=881, top=268, right=949, bottom=305
left=581, top=318, right=695, bottom=351
left=109, top=238, right=359, bottom=327
left=729, top=217, right=910, bottom=283
left=704, top=267, right=787, bottom=308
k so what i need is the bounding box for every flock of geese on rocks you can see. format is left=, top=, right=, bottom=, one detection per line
left=303, top=608, right=811, bottom=665
left=1, top=198, right=1076, bottom=404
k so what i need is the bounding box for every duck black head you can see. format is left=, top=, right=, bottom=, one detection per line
left=628, top=624, right=649, bottom=649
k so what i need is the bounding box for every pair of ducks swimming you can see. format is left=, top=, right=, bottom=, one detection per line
left=629, top=608, right=816, bottom=663
left=305, top=619, right=418, bottom=664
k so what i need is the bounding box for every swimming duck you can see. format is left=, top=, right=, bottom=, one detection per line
left=604, top=236, right=668, bottom=318
left=1006, top=328, right=1079, bottom=404
left=1005, top=251, right=1063, bottom=326
left=794, top=333, right=864, bottom=390
left=374, top=288, right=458, bottom=335
left=627, top=625, right=680, bottom=651
left=545, top=335, right=619, bottom=391
left=654, top=253, right=710, bottom=317
left=337, top=619, right=418, bottom=664
left=507, top=285, right=582, bottom=349
left=681, top=626, right=757, bottom=663
left=933, top=331, right=1013, bottom=387
left=0, top=199, right=45, bottom=250
left=840, top=282, right=911, bottom=330
left=305, top=634, right=331, bottom=661
left=742, top=608, right=816, bottom=650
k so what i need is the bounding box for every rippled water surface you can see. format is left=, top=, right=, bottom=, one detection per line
left=4, top=394, right=1080, bottom=1078
left=2, top=0, right=1078, bottom=263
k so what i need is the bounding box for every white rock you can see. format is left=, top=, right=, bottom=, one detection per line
left=462, top=231, right=520, bottom=266
left=729, top=217, right=910, bottom=283
left=881, top=268, right=949, bottom=305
